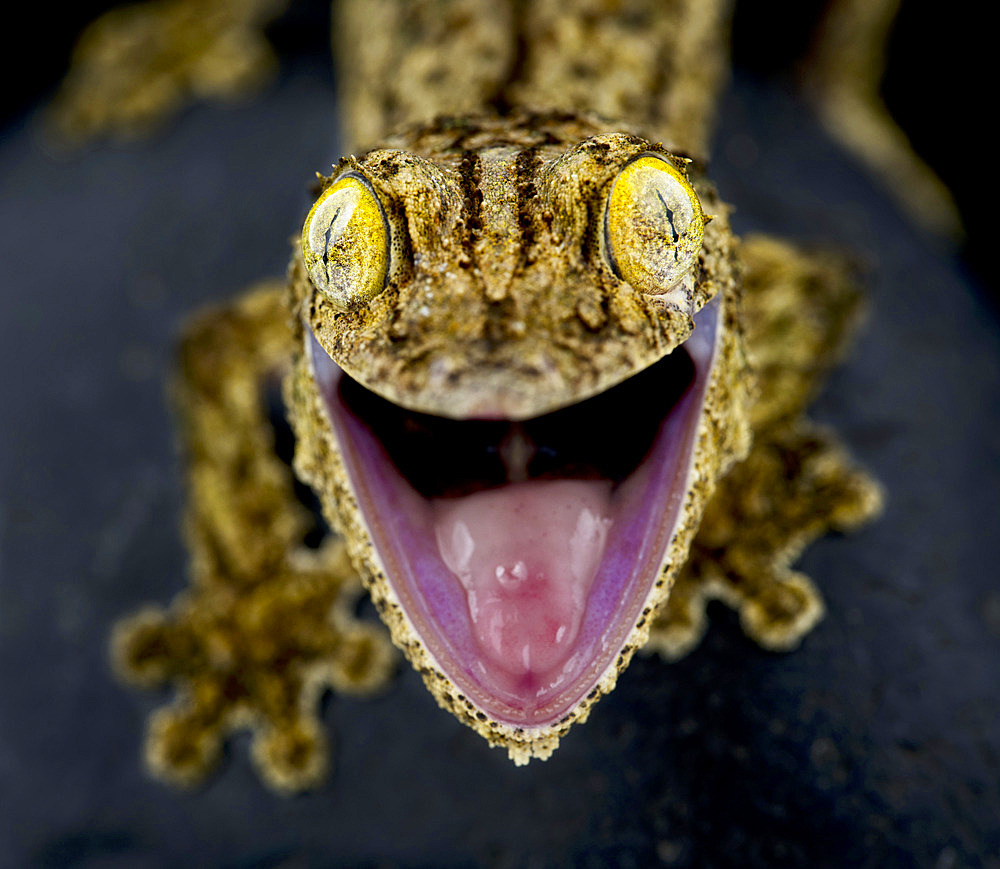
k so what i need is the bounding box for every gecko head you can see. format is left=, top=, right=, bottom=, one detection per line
left=286, top=113, right=752, bottom=760
left=291, top=113, right=728, bottom=420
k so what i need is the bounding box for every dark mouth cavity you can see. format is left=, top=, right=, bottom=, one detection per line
left=337, top=348, right=696, bottom=498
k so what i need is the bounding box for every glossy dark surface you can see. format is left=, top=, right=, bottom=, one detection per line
left=2, top=53, right=999, bottom=869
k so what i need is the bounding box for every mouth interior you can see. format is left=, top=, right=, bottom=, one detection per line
left=310, top=298, right=719, bottom=728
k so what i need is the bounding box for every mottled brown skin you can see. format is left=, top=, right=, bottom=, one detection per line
left=335, top=0, right=729, bottom=156
left=59, top=0, right=882, bottom=787
left=296, top=114, right=728, bottom=420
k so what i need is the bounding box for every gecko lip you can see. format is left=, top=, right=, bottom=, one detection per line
left=308, top=295, right=721, bottom=730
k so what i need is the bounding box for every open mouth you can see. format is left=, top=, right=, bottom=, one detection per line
left=308, top=296, right=721, bottom=730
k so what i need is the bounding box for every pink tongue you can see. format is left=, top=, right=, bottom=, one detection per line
left=433, top=481, right=613, bottom=679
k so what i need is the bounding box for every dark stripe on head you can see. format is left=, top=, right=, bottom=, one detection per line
left=514, top=146, right=541, bottom=267
left=459, top=149, right=484, bottom=241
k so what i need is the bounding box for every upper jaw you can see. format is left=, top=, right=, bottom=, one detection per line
left=294, top=245, right=702, bottom=421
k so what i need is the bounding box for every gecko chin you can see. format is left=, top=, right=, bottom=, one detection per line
left=308, top=296, right=720, bottom=731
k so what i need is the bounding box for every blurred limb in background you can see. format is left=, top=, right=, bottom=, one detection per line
left=801, top=0, right=962, bottom=243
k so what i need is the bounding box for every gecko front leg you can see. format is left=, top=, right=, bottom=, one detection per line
left=111, top=283, right=396, bottom=793
left=647, top=235, right=884, bottom=659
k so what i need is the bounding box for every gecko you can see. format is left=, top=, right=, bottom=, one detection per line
left=53, top=0, right=885, bottom=791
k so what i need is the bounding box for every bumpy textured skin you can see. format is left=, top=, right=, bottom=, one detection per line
left=336, top=0, right=730, bottom=155
left=295, top=114, right=733, bottom=420
left=58, top=0, right=884, bottom=787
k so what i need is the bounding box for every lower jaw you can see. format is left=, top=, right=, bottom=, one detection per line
left=306, top=297, right=721, bottom=729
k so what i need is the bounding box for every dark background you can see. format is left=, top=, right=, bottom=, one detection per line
left=2, top=2, right=998, bottom=867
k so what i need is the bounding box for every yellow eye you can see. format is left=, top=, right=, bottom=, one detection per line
left=302, top=174, right=389, bottom=310
left=604, top=155, right=706, bottom=295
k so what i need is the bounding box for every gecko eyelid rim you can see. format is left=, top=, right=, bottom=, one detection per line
left=302, top=172, right=390, bottom=311
left=603, top=153, right=706, bottom=296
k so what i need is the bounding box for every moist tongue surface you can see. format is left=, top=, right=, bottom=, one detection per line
left=433, top=480, right=613, bottom=683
